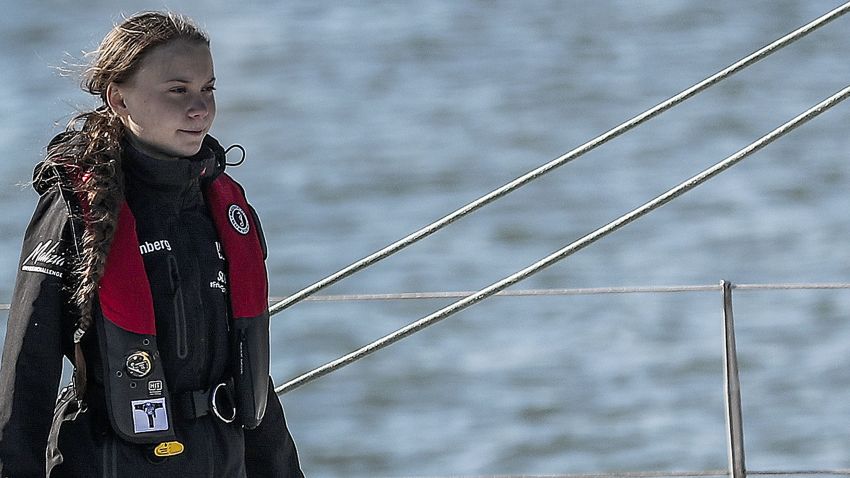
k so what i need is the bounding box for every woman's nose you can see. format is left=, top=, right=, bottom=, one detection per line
left=188, top=95, right=211, bottom=119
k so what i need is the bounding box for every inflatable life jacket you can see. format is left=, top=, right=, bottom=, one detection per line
left=90, top=172, right=270, bottom=444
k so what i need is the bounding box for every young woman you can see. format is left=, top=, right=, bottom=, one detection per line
left=0, top=11, right=303, bottom=477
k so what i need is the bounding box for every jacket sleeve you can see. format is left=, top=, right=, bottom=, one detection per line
left=0, top=187, right=76, bottom=477
left=244, top=377, right=304, bottom=478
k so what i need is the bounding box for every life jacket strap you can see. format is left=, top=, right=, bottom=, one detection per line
left=172, top=379, right=236, bottom=423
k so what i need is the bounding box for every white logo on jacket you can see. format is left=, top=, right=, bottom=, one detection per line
left=139, top=239, right=172, bottom=255
left=210, top=270, right=227, bottom=293
left=21, top=240, right=66, bottom=278
left=228, top=204, right=250, bottom=235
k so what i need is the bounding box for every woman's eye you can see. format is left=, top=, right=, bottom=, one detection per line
left=203, top=86, right=217, bottom=93
left=169, top=87, right=187, bottom=94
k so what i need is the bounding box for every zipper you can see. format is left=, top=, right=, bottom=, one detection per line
left=167, top=255, right=189, bottom=359
left=190, top=239, right=211, bottom=380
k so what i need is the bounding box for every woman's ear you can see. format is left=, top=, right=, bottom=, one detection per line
left=106, top=83, right=128, bottom=117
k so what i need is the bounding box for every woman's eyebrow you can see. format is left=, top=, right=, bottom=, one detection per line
left=163, top=77, right=216, bottom=83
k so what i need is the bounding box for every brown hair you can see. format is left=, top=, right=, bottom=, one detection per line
left=41, top=11, right=209, bottom=331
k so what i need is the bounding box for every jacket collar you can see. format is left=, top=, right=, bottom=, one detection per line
left=122, top=135, right=224, bottom=191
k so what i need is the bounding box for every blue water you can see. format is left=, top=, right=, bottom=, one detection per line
left=2, top=1, right=850, bottom=476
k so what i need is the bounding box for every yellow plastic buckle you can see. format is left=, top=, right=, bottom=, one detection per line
left=154, top=441, right=184, bottom=457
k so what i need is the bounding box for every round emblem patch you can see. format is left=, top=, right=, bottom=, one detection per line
left=125, top=351, right=153, bottom=378
left=228, top=204, right=250, bottom=235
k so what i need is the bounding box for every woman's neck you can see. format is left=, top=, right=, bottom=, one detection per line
left=125, top=133, right=180, bottom=161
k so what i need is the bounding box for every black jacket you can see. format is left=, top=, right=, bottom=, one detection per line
left=0, top=137, right=303, bottom=477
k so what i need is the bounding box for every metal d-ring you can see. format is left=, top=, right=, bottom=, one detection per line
left=210, top=382, right=236, bottom=423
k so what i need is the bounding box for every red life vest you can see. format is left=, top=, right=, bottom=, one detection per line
left=94, top=172, right=270, bottom=443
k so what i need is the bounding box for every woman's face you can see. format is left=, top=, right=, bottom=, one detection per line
left=108, top=40, right=216, bottom=160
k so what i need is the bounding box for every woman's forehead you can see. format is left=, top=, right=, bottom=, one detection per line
left=135, top=40, right=214, bottom=83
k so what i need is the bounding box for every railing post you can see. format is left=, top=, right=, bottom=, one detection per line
left=722, top=280, right=746, bottom=478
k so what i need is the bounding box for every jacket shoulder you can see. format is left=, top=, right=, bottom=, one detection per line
left=33, top=131, right=88, bottom=196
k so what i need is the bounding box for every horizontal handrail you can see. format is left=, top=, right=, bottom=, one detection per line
left=2, top=282, right=849, bottom=310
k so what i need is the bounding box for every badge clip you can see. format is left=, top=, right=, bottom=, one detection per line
left=154, top=441, right=184, bottom=457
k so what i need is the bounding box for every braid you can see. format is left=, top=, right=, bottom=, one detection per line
left=37, top=108, right=125, bottom=331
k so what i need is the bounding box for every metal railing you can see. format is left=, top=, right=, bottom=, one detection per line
left=277, top=281, right=850, bottom=478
